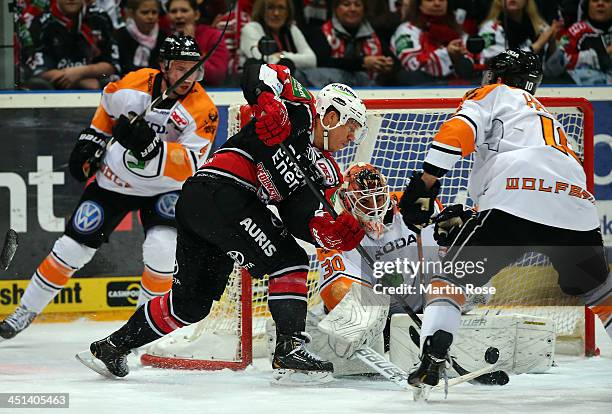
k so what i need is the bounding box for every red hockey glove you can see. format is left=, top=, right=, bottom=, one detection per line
left=309, top=211, right=365, bottom=251
left=253, top=91, right=291, bottom=146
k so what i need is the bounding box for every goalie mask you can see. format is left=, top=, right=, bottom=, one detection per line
left=339, top=163, right=390, bottom=239
left=315, top=83, right=367, bottom=151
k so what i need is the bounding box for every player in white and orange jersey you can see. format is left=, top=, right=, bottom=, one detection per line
left=308, top=163, right=472, bottom=376
left=317, top=163, right=443, bottom=316
left=0, top=34, right=218, bottom=341
left=397, top=49, right=611, bottom=391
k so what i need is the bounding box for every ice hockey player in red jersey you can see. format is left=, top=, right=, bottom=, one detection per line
left=398, top=49, right=611, bottom=391
left=76, top=64, right=369, bottom=383
left=0, top=34, right=218, bottom=341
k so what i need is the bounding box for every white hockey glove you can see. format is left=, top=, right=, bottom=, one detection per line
left=317, top=283, right=390, bottom=358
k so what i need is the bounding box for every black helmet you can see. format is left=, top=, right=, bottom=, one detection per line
left=159, top=34, right=201, bottom=62
left=482, top=49, right=543, bottom=95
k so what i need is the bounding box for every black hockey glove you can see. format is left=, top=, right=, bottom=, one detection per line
left=433, top=204, right=473, bottom=247
left=398, top=171, right=441, bottom=233
left=68, top=128, right=108, bottom=182
left=112, top=113, right=161, bottom=161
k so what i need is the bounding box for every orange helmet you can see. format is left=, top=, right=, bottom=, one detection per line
left=339, top=163, right=390, bottom=239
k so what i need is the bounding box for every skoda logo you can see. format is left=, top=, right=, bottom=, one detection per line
left=73, top=201, right=104, bottom=234
left=156, top=192, right=179, bottom=219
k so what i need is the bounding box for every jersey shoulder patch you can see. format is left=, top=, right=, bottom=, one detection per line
left=461, top=83, right=501, bottom=103
left=105, top=68, right=159, bottom=95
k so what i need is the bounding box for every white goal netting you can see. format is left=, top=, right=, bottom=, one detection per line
left=141, top=98, right=595, bottom=369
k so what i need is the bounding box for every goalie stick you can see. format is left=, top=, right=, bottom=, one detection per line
left=351, top=346, right=503, bottom=398
left=0, top=229, right=18, bottom=271
left=277, top=142, right=509, bottom=387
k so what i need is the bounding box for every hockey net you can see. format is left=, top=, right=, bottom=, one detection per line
left=140, top=97, right=596, bottom=370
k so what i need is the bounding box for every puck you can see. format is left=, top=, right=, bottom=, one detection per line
left=485, top=347, right=499, bottom=364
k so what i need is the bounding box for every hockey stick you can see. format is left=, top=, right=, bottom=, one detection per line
left=351, top=346, right=503, bottom=395
left=0, top=229, right=18, bottom=271
left=277, top=142, right=508, bottom=387
left=277, top=142, right=377, bottom=269
left=62, top=0, right=238, bottom=178
left=139, top=0, right=236, bottom=119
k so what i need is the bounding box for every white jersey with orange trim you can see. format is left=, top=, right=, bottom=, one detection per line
left=423, top=84, right=598, bottom=231
left=316, top=209, right=438, bottom=312
left=91, top=68, right=218, bottom=196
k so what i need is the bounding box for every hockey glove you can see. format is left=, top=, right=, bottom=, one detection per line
left=112, top=113, right=161, bottom=161
left=434, top=204, right=473, bottom=247
left=309, top=211, right=365, bottom=251
left=398, top=171, right=441, bottom=233
left=68, top=128, right=108, bottom=182
left=253, top=91, right=291, bottom=146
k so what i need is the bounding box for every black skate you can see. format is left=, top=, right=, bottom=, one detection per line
left=408, top=330, right=453, bottom=398
left=272, top=332, right=334, bottom=385
left=75, top=337, right=130, bottom=378
left=0, top=305, right=37, bottom=341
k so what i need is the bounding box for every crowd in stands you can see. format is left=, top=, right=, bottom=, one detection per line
left=12, top=0, right=612, bottom=89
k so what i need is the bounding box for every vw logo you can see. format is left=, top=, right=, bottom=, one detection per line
left=73, top=201, right=104, bottom=234
left=156, top=192, right=179, bottom=219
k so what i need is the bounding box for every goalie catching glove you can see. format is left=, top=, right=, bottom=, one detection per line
left=434, top=204, right=473, bottom=246
left=69, top=128, right=108, bottom=182
left=398, top=171, right=440, bottom=233
left=112, top=113, right=161, bottom=161
left=309, top=211, right=365, bottom=251
left=253, top=91, right=291, bottom=146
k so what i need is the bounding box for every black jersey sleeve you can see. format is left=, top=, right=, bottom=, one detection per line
left=276, top=184, right=322, bottom=245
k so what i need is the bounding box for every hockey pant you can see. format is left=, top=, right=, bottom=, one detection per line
left=109, top=178, right=311, bottom=350
left=420, top=208, right=610, bottom=340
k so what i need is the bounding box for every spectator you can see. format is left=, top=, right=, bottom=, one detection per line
left=240, top=0, right=316, bottom=79
left=478, top=0, right=562, bottom=62
left=24, top=0, right=120, bottom=89
left=365, top=0, right=403, bottom=48
left=95, top=0, right=125, bottom=28
left=301, top=0, right=332, bottom=28
left=548, top=0, right=611, bottom=84
left=115, top=0, right=168, bottom=75
left=303, top=0, right=394, bottom=87
left=166, top=0, right=230, bottom=85
left=390, top=0, right=473, bottom=82
left=198, top=0, right=229, bottom=25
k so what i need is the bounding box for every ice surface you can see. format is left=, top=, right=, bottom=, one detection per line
left=1, top=320, right=611, bottom=414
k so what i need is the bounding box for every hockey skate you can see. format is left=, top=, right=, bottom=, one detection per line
left=0, top=304, right=37, bottom=341
left=408, top=330, right=453, bottom=400
left=75, top=337, right=130, bottom=379
left=272, top=332, right=334, bottom=385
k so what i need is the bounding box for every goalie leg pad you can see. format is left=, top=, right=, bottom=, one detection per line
left=304, top=303, right=385, bottom=376
left=317, top=283, right=390, bottom=358
left=390, top=313, right=555, bottom=376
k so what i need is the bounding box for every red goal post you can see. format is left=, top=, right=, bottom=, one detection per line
left=140, top=97, right=597, bottom=371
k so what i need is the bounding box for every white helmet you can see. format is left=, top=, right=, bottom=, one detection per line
left=315, top=83, right=368, bottom=150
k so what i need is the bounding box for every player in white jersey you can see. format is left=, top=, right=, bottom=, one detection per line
left=397, top=49, right=611, bottom=390
left=0, top=34, right=218, bottom=341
